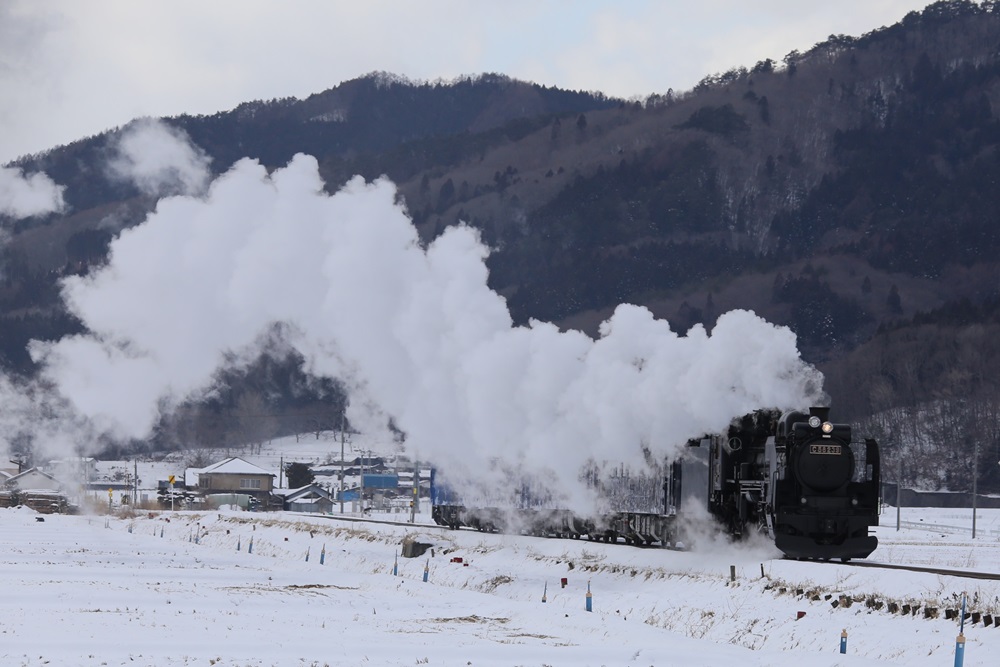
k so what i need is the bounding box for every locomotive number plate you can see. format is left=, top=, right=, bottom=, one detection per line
left=809, top=444, right=842, bottom=455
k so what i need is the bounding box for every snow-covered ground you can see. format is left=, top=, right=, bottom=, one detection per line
left=1, top=502, right=997, bottom=667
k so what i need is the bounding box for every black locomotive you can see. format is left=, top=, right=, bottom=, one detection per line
left=431, top=407, right=880, bottom=561
left=695, top=407, right=880, bottom=560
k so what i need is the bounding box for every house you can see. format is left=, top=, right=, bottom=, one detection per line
left=194, top=457, right=276, bottom=507
left=2, top=468, right=70, bottom=514
left=274, top=483, right=335, bottom=513
left=47, top=457, right=97, bottom=484
left=5, top=468, right=63, bottom=492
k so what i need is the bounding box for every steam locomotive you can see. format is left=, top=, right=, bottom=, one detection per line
left=699, top=406, right=880, bottom=560
left=430, top=407, right=881, bottom=561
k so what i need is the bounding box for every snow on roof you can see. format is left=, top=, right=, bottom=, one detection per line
left=199, top=457, right=274, bottom=477
left=7, top=468, right=61, bottom=485
left=275, top=484, right=333, bottom=501
left=289, top=496, right=328, bottom=506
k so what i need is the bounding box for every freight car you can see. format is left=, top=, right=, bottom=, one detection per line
left=430, top=462, right=691, bottom=547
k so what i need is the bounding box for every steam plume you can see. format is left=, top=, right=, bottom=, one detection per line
left=31, top=151, right=823, bottom=502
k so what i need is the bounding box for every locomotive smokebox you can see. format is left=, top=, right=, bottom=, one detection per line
left=809, top=406, right=831, bottom=423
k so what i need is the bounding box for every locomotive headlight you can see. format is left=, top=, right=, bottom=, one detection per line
left=821, top=421, right=834, bottom=434
left=808, top=416, right=821, bottom=428
left=851, top=498, right=858, bottom=506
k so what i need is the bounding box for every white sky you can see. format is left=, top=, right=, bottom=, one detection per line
left=1, top=0, right=935, bottom=164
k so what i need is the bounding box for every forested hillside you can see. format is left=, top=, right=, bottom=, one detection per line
left=2, top=0, right=999, bottom=491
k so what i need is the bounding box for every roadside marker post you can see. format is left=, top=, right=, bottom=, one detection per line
left=955, top=593, right=967, bottom=667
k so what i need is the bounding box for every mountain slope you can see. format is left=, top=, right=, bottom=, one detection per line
left=2, top=1, right=1000, bottom=489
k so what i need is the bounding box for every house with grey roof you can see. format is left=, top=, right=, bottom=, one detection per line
left=273, top=483, right=335, bottom=513
left=192, top=457, right=277, bottom=509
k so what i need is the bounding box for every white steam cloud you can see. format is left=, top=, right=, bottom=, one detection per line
left=30, top=151, right=824, bottom=502
left=0, top=166, right=66, bottom=218
left=107, top=118, right=211, bottom=197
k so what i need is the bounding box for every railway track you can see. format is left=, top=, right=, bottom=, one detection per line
left=310, top=512, right=1000, bottom=581
left=838, top=559, right=1000, bottom=581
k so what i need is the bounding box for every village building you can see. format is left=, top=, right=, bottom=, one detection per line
left=273, top=483, right=335, bottom=513
left=190, top=457, right=278, bottom=509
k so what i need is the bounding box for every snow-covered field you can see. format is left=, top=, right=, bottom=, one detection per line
left=1, top=503, right=997, bottom=667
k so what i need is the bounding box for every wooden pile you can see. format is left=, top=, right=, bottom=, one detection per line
left=0, top=490, right=70, bottom=514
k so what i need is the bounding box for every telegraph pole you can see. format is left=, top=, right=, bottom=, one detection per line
left=339, top=413, right=346, bottom=515
left=360, top=451, right=366, bottom=514
left=896, top=452, right=902, bottom=531
left=410, top=455, right=419, bottom=523
left=972, top=440, right=978, bottom=539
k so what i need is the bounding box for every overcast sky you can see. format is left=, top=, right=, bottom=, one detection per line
left=1, top=0, right=935, bottom=165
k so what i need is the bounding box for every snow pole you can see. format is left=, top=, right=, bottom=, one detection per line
left=586, top=580, right=593, bottom=612
left=160, top=526, right=164, bottom=538
left=393, top=553, right=398, bottom=576
left=248, top=536, right=253, bottom=554
left=955, top=593, right=967, bottom=667
left=423, top=559, right=429, bottom=582
left=320, top=544, right=326, bottom=565
left=542, top=581, right=547, bottom=603
left=840, top=629, right=848, bottom=654
left=305, top=546, right=310, bottom=562
left=237, top=536, right=241, bottom=551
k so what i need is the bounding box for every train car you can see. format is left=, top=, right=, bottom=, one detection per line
left=430, top=461, right=688, bottom=547
left=692, top=407, right=880, bottom=561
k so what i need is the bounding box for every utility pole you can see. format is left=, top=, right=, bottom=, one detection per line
left=895, top=452, right=903, bottom=531
left=339, top=414, right=347, bottom=514
left=410, top=455, right=419, bottom=523
left=360, top=450, right=366, bottom=514
left=972, top=440, right=978, bottom=539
